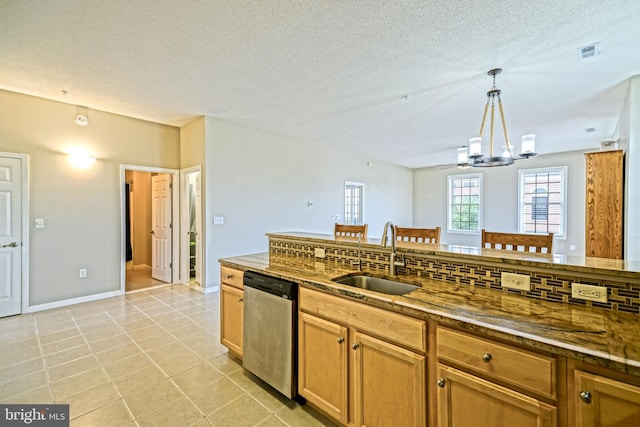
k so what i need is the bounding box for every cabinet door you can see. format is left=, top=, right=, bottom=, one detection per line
left=353, top=331, right=426, bottom=427
left=436, top=364, right=556, bottom=427
left=220, top=284, right=244, bottom=357
left=298, top=312, right=348, bottom=424
left=574, top=370, right=640, bottom=427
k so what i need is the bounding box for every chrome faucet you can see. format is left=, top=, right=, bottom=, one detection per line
left=381, top=221, right=405, bottom=276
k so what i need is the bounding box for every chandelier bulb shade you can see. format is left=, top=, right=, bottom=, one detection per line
left=457, top=68, right=537, bottom=168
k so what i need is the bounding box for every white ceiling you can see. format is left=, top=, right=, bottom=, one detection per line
left=2, top=0, right=640, bottom=168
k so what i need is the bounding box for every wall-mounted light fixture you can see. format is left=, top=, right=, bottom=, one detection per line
left=68, top=147, right=96, bottom=169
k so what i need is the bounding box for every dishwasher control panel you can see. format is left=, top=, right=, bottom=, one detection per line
left=243, top=271, right=297, bottom=300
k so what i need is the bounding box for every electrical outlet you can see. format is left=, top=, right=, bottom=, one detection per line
left=79, top=268, right=87, bottom=278
left=501, top=272, right=531, bottom=291
left=314, top=248, right=326, bottom=259
left=572, top=283, right=608, bottom=303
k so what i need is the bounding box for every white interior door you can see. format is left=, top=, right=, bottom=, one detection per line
left=195, top=173, right=202, bottom=285
left=152, top=174, right=172, bottom=282
left=0, top=157, right=22, bottom=317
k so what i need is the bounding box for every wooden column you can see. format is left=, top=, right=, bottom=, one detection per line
left=584, top=150, right=624, bottom=259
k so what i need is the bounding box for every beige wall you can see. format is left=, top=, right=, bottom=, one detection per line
left=0, top=89, right=180, bottom=307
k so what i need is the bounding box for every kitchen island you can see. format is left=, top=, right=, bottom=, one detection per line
left=219, top=232, right=640, bottom=427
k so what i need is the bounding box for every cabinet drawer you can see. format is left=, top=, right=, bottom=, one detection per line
left=220, top=266, right=243, bottom=289
left=437, top=326, right=556, bottom=399
left=300, top=287, right=426, bottom=353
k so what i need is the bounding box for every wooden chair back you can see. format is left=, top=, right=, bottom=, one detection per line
left=334, top=223, right=368, bottom=239
left=395, top=226, right=441, bottom=244
left=481, top=229, right=554, bottom=253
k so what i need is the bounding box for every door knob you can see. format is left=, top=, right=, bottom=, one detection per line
left=580, top=390, right=592, bottom=404
left=1, top=242, right=18, bottom=248
left=482, top=353, right=492, bottom=362
left=238, top=297, right=244, bottom=302
left=437, top=378, right=446, bottom=388
left=337, top=337, right=345, bottom=344
left=150, top=230, right=155, bottom=234
left=352, top=343, right=360, bottom=350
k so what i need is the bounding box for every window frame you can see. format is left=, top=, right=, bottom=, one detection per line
left=447, top=173, right=482, bottom=234
left=344, top=181, right=364, bottom=225
left=517, top=166, right=567, bottom=238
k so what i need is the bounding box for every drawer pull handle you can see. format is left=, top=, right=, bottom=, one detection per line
left=580, top=390, right=592, bottom=404
left=238, top=297, right=244, bottom=302
left=226, top=275, right=234, bottom=280
left=337, top=337, right=345, bottom=344
left=437, top=378, right=446, bottom=388
left=482, top=353, right=492, bottom=362
left=352, top=343, right=360, bottom=350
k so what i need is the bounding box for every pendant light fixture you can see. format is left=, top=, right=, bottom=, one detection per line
left=458, top=68, right=537, bottom=167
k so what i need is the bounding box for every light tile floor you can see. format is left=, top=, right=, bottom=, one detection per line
left=0, top=285, right=338, bottom=426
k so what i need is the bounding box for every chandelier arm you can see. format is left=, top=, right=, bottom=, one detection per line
left=498, top=98, right=512, bottom=152
left=478, top=100, right=490, bottom=139
left=489, top=99, right=495, bottom=156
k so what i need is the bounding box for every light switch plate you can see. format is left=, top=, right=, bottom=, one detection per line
left=501, top=272, right=531, bottom=291
left=572, top=283, right=608, bottom=303
left=213, top=216, right=224, bottom=225
left=35, top=218, right=45, bottom=229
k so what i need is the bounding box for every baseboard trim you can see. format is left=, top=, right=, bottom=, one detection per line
left=204, top=285, right=220, bottom=294
left=28, top=290, right=122, bottom=313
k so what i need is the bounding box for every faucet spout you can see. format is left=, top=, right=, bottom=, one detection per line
left=381, top=221, right=404, bottom=276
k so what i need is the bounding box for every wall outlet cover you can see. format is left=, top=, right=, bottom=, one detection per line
left=314, top=247, right=326, bottom=259
left=501, top=272, right=531, bottom=291
left=572, top=283, right=608, bottom=303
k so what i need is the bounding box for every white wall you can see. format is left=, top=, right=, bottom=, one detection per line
left=413, top=150, right=589, bottom=254
left=616, top=75, right=640, bottom=260
left=0, top=90, right=180, bottom=307
left=203, top=117, right=413, bottom=288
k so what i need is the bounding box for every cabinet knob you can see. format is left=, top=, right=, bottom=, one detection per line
left=580, top=390, right=592, bottom=404
left=482, top=353, right=492, bottom=363
left=437, top=378, right=446, bottom=388
left=337, top=337, right=345, bottom=344
left=238, top=297, right=244, bottom=302
left=352, top=343, right=360, bottom=350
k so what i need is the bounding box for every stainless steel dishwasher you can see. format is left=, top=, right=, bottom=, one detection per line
left=242, top=271, right=297, bottom=398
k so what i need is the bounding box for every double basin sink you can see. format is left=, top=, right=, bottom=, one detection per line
left=332, top=274, right=419, bottom=296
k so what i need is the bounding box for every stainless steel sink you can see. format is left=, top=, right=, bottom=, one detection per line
left=332, top=275, right=419, bottom=295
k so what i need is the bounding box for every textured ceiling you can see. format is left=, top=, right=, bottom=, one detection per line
left=1, top=0, right=639, bottom=168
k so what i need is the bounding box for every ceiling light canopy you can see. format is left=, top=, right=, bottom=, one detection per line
left=457, top=68, right=536, bottom=168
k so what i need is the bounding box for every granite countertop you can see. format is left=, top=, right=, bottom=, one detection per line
left=220, top=252, right=640, bottom=376
left=266, top=231, right=640, bottom=277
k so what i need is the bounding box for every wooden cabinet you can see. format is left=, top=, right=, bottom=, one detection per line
left=435, top=326, right=558, bottom=427
left=436, top=364, right=557, bottom=427
left=298, top=287, right=427, bottom=427
left=572, top=369, right=640, bottom=427
left=585, top=150, right=624, bottom=259
left=298, top=312, right=348, bottom=424
left=220, top=266, right=244, bottom=358
left=353, top=331, right=426, bottom=427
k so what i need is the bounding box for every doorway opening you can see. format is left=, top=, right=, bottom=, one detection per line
left=181, top=166, right=203, bottom=288
left=120, top=165, right=179, bottom=293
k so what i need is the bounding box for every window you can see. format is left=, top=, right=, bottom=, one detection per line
left=518, top=167, right=567, bottom=237
left=447, top=174, right=481, bottom=232
left=344, top=182, right=364, bottom=225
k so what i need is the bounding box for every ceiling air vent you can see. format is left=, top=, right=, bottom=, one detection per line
left=578, top=42, right=600, bottom=60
